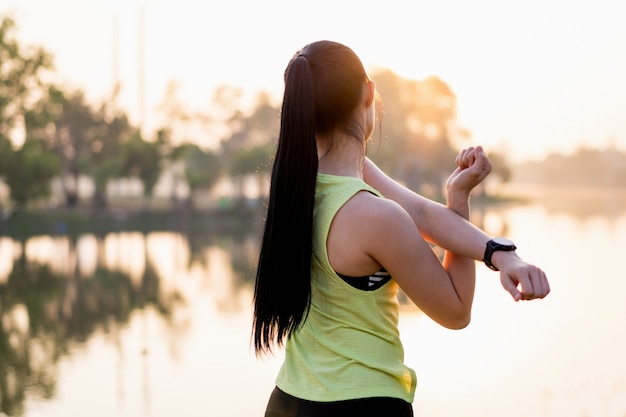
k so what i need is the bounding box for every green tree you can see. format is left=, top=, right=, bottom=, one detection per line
left=0, top=134, right=12, bottom=178
left=87, top=90, right=134, bottom=208
left=0, top=17, right=60, bottom=209
left=173, top=143, right=221, bottom=208
left=26, top=88, right=99, bottom=206
left=120, top=132, right=162, bottom=205
left=2, top=138, right=61, bottom=208
left=229, top=142, right=274, bottom=199
left=0, top=16, right=53, bottom=143
left=221, top=92, right=278, bottom=200
left=25, top=86, right=135, bottom=207
left=155, top=81, right=229, bottom=208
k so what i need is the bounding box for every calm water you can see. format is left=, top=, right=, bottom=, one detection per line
left=1, top=190, right=626, bottom=417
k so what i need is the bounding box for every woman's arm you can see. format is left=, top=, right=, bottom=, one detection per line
left=439, top=161, right=476, bottom=324
left=358, top=193, right=476, bottom=329
left=363, top=148, right=550, bottom=301
left=363, top=151, right=490, bottom=260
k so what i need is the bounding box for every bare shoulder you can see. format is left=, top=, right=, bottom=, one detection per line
left=341, top=190, right=414, bottom=230
left=329, top=190, right=418, bottom=275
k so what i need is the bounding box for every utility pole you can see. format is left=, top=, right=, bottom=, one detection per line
left=138, top=3, right=146, bottom=135
left=112, top=13, right=120, bottom=98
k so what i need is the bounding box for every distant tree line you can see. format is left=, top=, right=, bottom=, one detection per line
left=1, top=16, right=515, bottom=212
left=513, top=146, right=626, bottom=188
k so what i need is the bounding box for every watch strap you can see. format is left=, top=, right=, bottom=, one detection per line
left=483, top=238, right=517, bottom=271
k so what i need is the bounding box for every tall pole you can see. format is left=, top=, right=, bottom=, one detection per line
left=138, top=3, right=146, bottom=135
left=112, top=14, right=120, bottom=97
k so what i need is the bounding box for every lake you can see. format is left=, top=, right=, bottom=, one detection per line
left=1, top=188, right=625, bottom=417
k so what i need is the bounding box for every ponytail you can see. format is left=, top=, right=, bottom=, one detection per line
left=253, top=54, right=318, bottom=355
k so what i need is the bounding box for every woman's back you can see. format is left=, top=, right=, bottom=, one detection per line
left=276, top=173, right=417, bottom=403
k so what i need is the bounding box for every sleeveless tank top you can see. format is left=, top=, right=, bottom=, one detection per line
left=275, top=173, right=417, bottom=403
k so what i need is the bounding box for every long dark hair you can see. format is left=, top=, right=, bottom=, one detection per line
left=253, top=41, right=369, bottom=355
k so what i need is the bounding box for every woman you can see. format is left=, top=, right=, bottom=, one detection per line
left=253, top=40, right=549, bottom=417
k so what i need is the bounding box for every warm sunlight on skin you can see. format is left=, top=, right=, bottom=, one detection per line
left=2, top=0, right=626, bottom=161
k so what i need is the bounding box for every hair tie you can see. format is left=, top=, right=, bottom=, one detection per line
left=298, top=53, right=310, bottom=61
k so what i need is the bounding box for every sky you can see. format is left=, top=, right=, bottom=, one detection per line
left=2, top=0, right=626, bottom=161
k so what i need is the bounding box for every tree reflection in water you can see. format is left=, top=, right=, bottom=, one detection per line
left=4, top=197, right=625, bottom=416
left=0, top=209, right=263, bottom=417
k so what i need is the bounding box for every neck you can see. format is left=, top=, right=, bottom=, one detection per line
left=316, top=135, right=365, bottom=178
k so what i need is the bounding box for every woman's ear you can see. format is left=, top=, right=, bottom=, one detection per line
left=365, top=80, right=376, bottom=107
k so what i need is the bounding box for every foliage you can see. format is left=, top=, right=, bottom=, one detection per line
left=0, top=14, right=520, bottom=210
left=0, top=17, right=53, bottom=142
left=183, top=145, right=221, bottom=191
left=0, top=134, right=12, bottom=176
left=170, top=143, right=221, bottom=207
left=24, top=85, right=136, bottom=207
left=219, top=91, right=278, bottom=199
left=229, top=142, right=274, bottom=178
left=0, top=16, right=57, bottom=208
left=119, top=132, right=162, bottom=197
left=368, top=69, right=460, bottom=197
left=2, top=138, right=61, bottom=208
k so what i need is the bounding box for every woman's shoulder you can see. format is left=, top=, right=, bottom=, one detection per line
left=337, top=191, right=433, bottom=285
left=328, top=190, right=415, bottom=276
left=349, top=190, right=405, bottom=212
left=341, top=190, right=413, bottom=231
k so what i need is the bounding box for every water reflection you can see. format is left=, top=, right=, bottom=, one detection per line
left=0, top=210, right=261, bottom=417
left=1, top=194, right=626, bottom=417
left=0, top=234, right=176, bottom=416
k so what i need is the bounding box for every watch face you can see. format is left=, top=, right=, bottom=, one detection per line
left=492, top=237, right=515, bottom=246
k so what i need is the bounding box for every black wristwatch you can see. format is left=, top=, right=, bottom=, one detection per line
left=483, top=237, right=517, bottom=271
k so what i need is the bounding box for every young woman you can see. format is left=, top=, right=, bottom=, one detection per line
left=253, top=40, right=550, bottom=417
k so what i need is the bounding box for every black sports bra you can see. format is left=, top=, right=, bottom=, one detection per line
left=336, top=268, right=392, bottom=291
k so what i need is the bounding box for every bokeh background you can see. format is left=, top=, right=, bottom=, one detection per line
left=1, top=1, right=625, bottom=416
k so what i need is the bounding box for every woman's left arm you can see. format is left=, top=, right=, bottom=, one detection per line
left=363, top=152, right=488, bottom=260
left=363, top=148, right=550, bottom=301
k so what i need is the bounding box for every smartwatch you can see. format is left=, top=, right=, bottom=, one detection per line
left=483, top=237, right=517, bottom=271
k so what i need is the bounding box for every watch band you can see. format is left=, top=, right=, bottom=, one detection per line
left=483, top=238, right=517, bottom=271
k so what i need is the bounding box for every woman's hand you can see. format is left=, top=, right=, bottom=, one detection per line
left=446, top=146, right=493, bottom=199
left=492, top=251, right=551, bottom=301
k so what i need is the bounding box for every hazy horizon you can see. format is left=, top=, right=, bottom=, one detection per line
left=2, top=0, right=625, bottom=162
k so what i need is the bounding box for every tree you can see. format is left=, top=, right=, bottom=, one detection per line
left=25, top=86, right=135, bottom=208
left=25, top=87, right=99, bottom=206
left=119, top=132, right=162, bottom=205
left=88, top=106, right=133, bottom=208
left=0, top=16, right=53, bottom=144
left=229, top=142, right=274, bottom=199
left=154, top=81, right=227, bottom=208
left=173, top=143, right=221, bottom=208
left=0, top=18, right=64, bottom=209
left=0, top=135, right=12, bottom=177
left=2, top=138, right=61, bottom=208
left=221, top=92, right=278, bottom=200
left=367, top=69, right=460, bottom=197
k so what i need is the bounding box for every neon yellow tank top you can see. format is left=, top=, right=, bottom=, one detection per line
left=275, top=173, right=417, bottom=403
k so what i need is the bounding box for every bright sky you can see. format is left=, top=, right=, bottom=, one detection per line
left=2, top=0, right=626, bottom=161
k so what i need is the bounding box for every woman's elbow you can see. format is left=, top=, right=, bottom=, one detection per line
left=440, top=311, right=472, bottom=330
